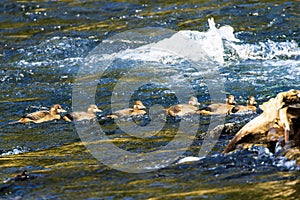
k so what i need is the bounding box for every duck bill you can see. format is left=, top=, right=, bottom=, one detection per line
left=59, top=109, right=67, bottom=113
left=288, top=103, right=300, bottom=109
left=134, top=105, right=146, bottom=110
left=138, top=105, right=146, bottom=110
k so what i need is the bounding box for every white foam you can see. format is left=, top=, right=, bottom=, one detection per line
left=227, top=39, right=299, bottom=60
left=1, top=146, right=29, bottom=156
left=177, top=156, right=201, bottom=164
left=105, top=18, right=299, bottom=65
left=100, top=18, right=240, bottom=65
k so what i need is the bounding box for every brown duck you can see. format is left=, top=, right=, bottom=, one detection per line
left=18, top=104, right=66, bottom=123
left=63, top=104, right=102, bottom=122
left=107, top=100, right=146, bottom=119
left=166, top=97, right=201, bottom=117
left=235, top=96, right=258, bottom=113
left=198, top=95, right=236, bottom=115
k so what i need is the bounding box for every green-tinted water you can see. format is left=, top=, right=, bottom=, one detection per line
left=0, top=0, right=299, bottom=199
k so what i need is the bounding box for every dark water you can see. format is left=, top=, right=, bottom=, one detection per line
left=1, top=0, right=300, bottom=199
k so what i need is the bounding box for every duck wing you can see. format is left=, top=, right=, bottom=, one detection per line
left=114, top=108, right=134, bottom=116
left=207, top=103, right=233, bottom=114
left=207, top=103, right=223, bottom=112
left=24, top=110, right=49, bottom=120
left=180, top=104, right=198, bottom=115
left=166, top=105, right=181, bottom=116
left=71, top=112, right=95, bottom=121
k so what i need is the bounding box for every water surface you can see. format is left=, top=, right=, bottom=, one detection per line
left=0, top=0, right=300, bottom=199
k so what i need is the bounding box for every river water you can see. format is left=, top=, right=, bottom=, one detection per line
left=0, top=0, right=300, bottom=199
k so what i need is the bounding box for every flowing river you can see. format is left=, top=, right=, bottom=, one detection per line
left=0, top=0, right=299, bottom=199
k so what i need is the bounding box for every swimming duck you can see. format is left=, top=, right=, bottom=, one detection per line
left=14, top=170, right=30, bottom=181
left=3, top=170, right=31, bottom=185
left=107, top=100, right=147, bottom=119
left=198, top=95, right=236, bottom=115
left=235, top=96, right=258, bottom=113
left=63, top=104, right=102, bottom=122
left=18, top=104, right=66, bottom=123
left=166, top=97, right=201, bottom=117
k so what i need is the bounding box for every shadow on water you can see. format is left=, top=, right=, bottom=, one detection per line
left=0, top=0, right=299, bottom=199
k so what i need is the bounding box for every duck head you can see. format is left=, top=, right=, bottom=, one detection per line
left=188, top=97, right=201, bottom=106
left=226, top=95, right=236, bottom=105
left=133, top=101, right=146, bottom=110
left=87, top=104, right=102, bottom=113
left=50, top=104, right=67, bottom=114
left=247, top=96, right=257, bottom=106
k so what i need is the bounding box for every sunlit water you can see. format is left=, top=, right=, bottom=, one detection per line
left=0, top=0, right=300, bottom=199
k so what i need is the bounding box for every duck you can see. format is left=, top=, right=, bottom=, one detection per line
left=17, top=104, right=67, bottom=123
left=166, top=97, right=201, bottom=117
left=14, top=170, right=30, bottom=181
left=235, top=96, right=258, bottom=113
left=107, top=100, right=147, bottom=119
left=63, top=104, right=102, bottom=122
left=3, top=170, right=31, bottom=185
left=198, top=95, right=236, bottom=115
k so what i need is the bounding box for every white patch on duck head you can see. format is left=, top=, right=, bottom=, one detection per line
left=88, top=104, right=102, bottom=113
left=247, top=96, right=257, bottom=106
left=133, top=101, right=146, bottom=110
left=51, top=104, right=67, bottom=114
left=188, top=97, right=200, bottom=106
left=226, top=95, right=236, bottom=105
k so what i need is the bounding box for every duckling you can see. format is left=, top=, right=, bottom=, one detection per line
left=166, top=97, right=201, bottom=117
left=198, top=95, right=236, bottom=115
left=189, top=96, right=201, bottom=106
left=107, top=100, right=146, bottom=119
left=18, top=104, right=66, bottom=123
left=63, top=104, right=102, bottom=122
left=3, top=170, right=31, bottom=185
left=14, top=170, right=30, bottom=181
left=236, top=96, right=258, bottom=113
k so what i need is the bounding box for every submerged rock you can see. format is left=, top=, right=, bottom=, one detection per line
left=211, top=122, right=244, bottom=136
left=283, top=147, right=300, bottom=164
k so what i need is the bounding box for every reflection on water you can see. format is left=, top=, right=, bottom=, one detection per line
left=0, top=0, right=299, bottom=199
left=1, top=142, right=300, bottom=199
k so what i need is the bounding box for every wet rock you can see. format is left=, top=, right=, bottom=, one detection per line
left=222, top=89, right=300, bottom=165
left=283, top=147, right=300, bottom=165
left=210, top=122, right=245, bottom=136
